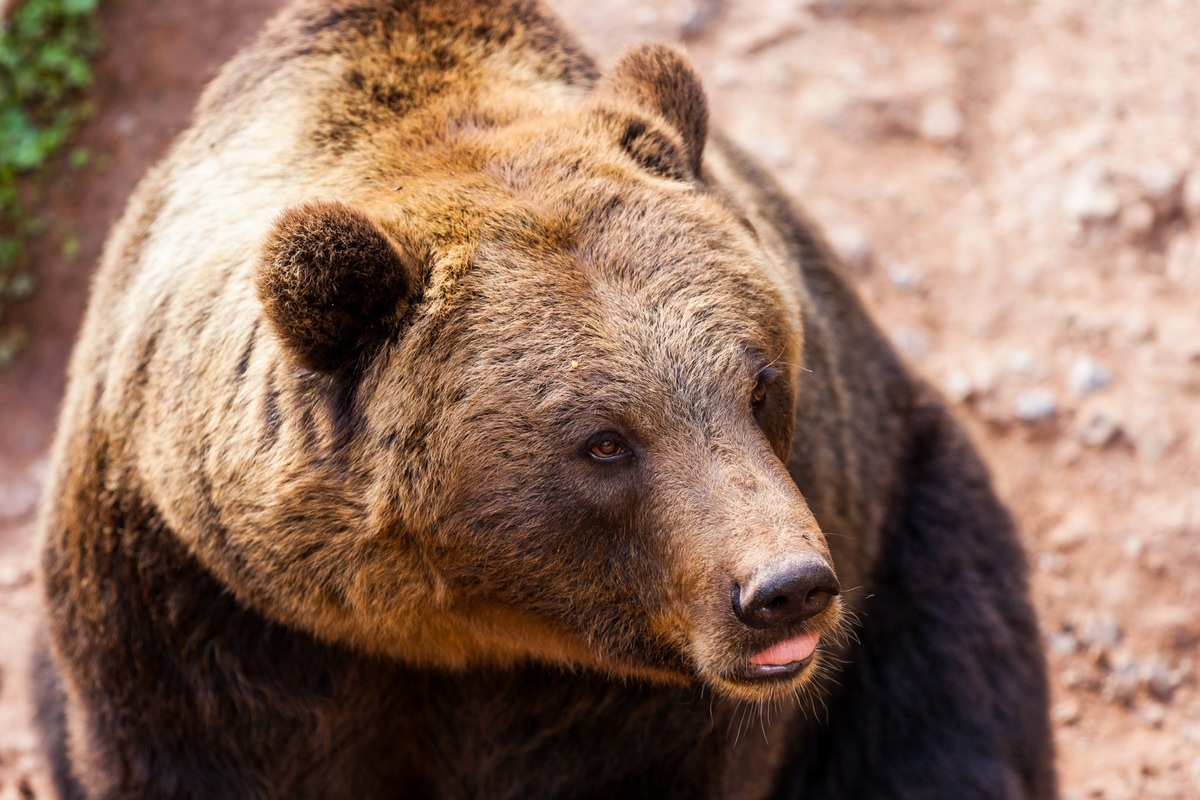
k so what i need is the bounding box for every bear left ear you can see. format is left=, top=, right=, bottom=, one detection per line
left=256, top=201, right=424, bottom=373
left=596, top=43, right=709, bottom=178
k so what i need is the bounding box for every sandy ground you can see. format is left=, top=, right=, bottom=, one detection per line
left=2, top=1, right=1198, bottom=798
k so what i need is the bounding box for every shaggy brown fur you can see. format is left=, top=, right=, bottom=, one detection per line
left=37, top=1, right=1056, bottom=798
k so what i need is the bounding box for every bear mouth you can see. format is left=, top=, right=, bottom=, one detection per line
left=700, top=627, right=830, bottom=700
left=739, top=630, right=820, bottom=681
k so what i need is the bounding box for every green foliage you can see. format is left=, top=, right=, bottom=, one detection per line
left=0, top=0, right=100, bottom=365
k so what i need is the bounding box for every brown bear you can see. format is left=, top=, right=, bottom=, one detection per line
left=35, top=0, right=1057, bottom=798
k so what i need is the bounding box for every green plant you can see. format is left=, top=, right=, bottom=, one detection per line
left=0, top=0, right=101, bottom=365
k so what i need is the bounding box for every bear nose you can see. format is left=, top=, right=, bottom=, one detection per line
left=732, top=557, right=840, bottom=629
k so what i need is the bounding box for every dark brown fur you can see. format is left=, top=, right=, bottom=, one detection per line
left=37, top=1, right=1056, bottom=798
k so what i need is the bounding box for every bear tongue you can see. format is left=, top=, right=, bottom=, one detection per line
left=749, top=631, right=820, bottom=667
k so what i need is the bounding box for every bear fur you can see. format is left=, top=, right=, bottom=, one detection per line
left=36, top=0, right=1057, bottom=798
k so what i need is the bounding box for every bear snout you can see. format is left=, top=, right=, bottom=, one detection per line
left=731, top=556, right=840, bottom=630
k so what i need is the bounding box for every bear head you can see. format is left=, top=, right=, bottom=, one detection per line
left=254, top=44, right=843, bottom=702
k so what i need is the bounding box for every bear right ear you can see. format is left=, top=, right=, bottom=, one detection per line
left=595, top=43, right=709, bottom=178
left=256, top=201, right=423, bottom=373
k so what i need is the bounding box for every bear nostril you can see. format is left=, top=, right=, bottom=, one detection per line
left=733, top=557, right=839, bottom=630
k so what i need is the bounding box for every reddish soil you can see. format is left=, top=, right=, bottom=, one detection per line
left=1, top=1, right=1197, bottom=798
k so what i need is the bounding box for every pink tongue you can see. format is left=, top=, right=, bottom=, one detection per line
left=750, top=631, right=821, bottom=667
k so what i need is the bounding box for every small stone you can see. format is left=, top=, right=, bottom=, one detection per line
left=1046, top=630, right=1080, bottom=655
left=1144, top=662, right=1177, bottom=702
left=1053, top=698, right=1081, bottom=725
left=1165, top=233, right=1198, bottom=287
left=1014, top=389, right=1057, bottom=422
left=1037, top=552, right=1065, bottom=574
left=1060, top=666, right=1088, bottom=690
left=1048, top=513, right=1091, bottom=551
left=631, top=6, right=659, bottom=25
left=1077, top=615, right=1123, bottom=651
left=1006, top=350, right=1037, bottom=375
left=1183, top=171, right=1200, bottom=220
left=1134, top=421, right=1179, bottom=463
left=828, top=225, right=873, bottom=272
left=1065, top=163, right=1120, bottom=223
left=893, top=328, right=929, bottom=358
left=680, top=0, right=719, bottom=39
left=888, top=262, right=920, bottom=290
left=918, top=96, right=964, bottom=145
left=1054, top=440, right=1083, bottom=466
left=1120, top=201, right=1156, bottom=239
left=942, top=367, right=974, bottom=403
left=933, top=18, right=959, bottom=46
left=0, top=565, right=32, bottom=590
left=115, top=113, right=138, bottom=137
left=711, top=61, right=739, bottom=89
left=1069, top=357, right=1113, bottom=396
left=1103, top=661, right=1140, bottom=705
left=1139, top=163, right=1183, bottom=206
left=1123, top=538, right=1145, bottom=559
left=0, top=478, right=39, bottom=522
left=1078, top=408, right=1119, bottom=447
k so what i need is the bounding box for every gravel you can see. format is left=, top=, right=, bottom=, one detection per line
left=1070, top=357, right=1113, bottom=396
left=1077, top=408, right=1120, bottom=447
left=0, top=479, right=38, bottom=522
left=1064, top=162, right=1120, bottom=223
left=1015, top=389, right=1058, bottom=422
left=918, top=96, right=964, bottom=145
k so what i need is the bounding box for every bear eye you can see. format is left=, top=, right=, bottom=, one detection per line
left=587, top=435, right=629, bottom=462
left=751, top=378, right=768, bottom=408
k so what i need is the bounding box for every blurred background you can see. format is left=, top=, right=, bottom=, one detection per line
left=1, top=1, right=1197, bottom=797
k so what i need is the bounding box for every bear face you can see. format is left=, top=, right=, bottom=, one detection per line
left=251, top=46, right=843, bottom=702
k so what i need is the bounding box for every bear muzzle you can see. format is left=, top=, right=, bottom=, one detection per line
left=724, top=555, right=840, bottom=684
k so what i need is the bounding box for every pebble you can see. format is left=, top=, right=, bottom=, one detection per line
left=1048, top=513, right=1092, bottom=552
left=0, top=565, right=32, bottom=590
left=1134, top=421, right=1179, bottom=463
left=1014, top=389, right=1057, bottom=422
left=1145, top=661, right=1177, bottom=702
left=1119, top=200, right=1156, bottom=239
left=894, top=329, right=928, bottom=359
left=918, top=96, right=964, bottom=145
left=631, top=6, right=659, bottom=26
left=887, top=262, right=921, bottom=290
left=1038, top=552, right=1065, bottom=574
left=1139, top=162, right=1181, bottom=197
left=933, top=18, right=959, bottom=46
left=1123, top=538, right=1145, bottom=559
left=1053, top=698, right=1081, bottom=726
left=1047, top=630, right=1080, bottom=655
left=1006, top=350, right=1038, bottom=375
left=942, top=367, right=974, bottom=403
left=1069, top=357, right=1113, bottom=396
left=1064, top=163, right=1120, bottom=223
left=1103, top=661, right=1140, bottom=705
left=710, top=61, right=740, bottom=89
left=828, top=225, right=873, bottom=272
left=1054, top=440, right=1083, bottom=467
left=1165, top=233, right=1197, bottom=288
left=1077, top=408, right=1120, bottom=447
left=0, top=478, right=39, bottom=522
left=1183, top=170, right=1200, bottom=220
left=1077, top=614, right=1123, bottom=651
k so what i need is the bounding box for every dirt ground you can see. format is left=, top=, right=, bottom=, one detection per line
left=2, top=0, right=1198, bottom=797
